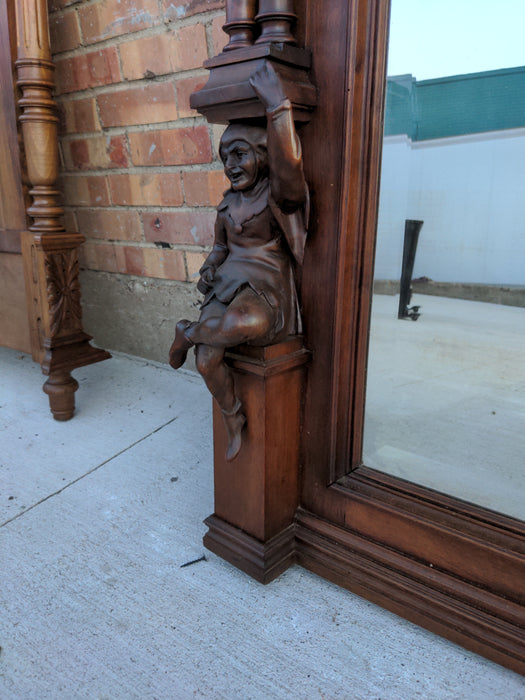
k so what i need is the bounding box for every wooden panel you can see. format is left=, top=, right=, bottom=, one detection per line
left=0, top=0, right=26, bottom=250
left=0, top=0, right=30, bottom=349
left=0, top=252, right=31, bottom=352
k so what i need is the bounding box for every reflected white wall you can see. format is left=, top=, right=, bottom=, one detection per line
left=375, top=127, right=525, bottom=285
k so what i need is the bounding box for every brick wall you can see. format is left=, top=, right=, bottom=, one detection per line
left=49, top=0, right=228, bottom=291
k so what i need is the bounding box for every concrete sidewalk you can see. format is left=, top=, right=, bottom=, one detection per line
left=1, top=346, right=524, bottom=699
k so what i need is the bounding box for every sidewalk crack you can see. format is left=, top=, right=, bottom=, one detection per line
left=1, top=417, right=178, bottom=529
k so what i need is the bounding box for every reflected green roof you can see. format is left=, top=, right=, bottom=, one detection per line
left=385, top=66, right=525, bottom=140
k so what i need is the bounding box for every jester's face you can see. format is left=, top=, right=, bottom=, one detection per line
left=221, top=140, right=258, bottom=191
left=220, top=125, right=268, bottom=192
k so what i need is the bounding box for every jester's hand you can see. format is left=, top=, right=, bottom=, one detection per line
left=197, top=266, right=215, bottom=294
left=249, top=63, right=287, bottom=112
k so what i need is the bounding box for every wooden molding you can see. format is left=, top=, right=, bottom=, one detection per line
left=295, top=475, right=525, bottom=675
left=204, top=515, right=296, bottom=584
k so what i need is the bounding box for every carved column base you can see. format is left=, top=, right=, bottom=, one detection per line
left=43, top=372, right=78, bottom=421
left=21, top=230, right=111, bottom=420
left=203, top=337, right=310, bottom=582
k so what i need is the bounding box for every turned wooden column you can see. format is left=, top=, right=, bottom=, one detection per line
left=15, top=0, right=109, bottom=420
left=255, top=0, right=297, bottom=45
left=223, top=0, right=257, bottom=51
left=204, top=338, right=310, bottom=583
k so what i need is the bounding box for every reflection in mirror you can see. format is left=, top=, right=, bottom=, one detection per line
left=363, top=0, right=525, bottom=520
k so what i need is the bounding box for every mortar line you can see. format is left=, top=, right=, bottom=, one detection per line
left=0, top=416, right=178, bottom=529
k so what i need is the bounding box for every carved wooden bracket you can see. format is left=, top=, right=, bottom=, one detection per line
left=190, top=43, right=316, bottom=124
left=15, top=0, right=110, bottom=420
left=191, top=1, right=315, bottom=124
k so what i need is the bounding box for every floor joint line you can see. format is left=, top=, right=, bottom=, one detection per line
left=0, top=416, right=178, bottom=529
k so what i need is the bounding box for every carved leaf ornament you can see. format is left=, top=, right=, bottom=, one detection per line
left=45, top=251, right=82, bottom=336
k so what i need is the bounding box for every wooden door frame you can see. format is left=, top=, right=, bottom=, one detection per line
left=295, top=0, right=524, bottom=675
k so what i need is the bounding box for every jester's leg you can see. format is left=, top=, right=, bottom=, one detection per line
left=195, top=344, right=246, bottom=461
left=186, top=287, right=276, bottom=348
left=190, top=290, right=277, bottom=461
left=168, top=320, right=195, bottom=369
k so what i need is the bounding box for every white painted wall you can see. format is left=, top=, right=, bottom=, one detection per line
left=375, top=127, right=525, bottom=285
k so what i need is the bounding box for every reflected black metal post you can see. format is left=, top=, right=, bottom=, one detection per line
left=398, top=219, right=424, bottom=320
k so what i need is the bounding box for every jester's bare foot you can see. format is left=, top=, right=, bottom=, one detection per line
left=222, top=400, right=246, bottom=461
left=169, top=320, right=194, bottom=369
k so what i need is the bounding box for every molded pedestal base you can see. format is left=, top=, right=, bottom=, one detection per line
left=204, top=515, right=295, bottom=584
left=204, top=337, right=309, bottom=582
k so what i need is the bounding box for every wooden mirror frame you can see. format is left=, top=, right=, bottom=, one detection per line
left=292, top=0, right=524, bottom=675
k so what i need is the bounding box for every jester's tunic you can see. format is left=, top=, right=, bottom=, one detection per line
left=198, top=100, right=308, bottom=346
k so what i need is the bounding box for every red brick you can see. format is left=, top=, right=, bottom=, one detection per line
left=183, top=169, right=228, bottom=206
left=162, top=0, right=224, bottom=21
left=76, top=209, right=142, bottom=241
left=49, top=11, right=81, bottom=54
left=108, top=173, right=183, bottom=206
left=54, top=47, right=121, bottom=95
left=142, top=210, right=215, bottom=246
left=185, top=250, right=209, bottom=282
left=49, top=0, right=82, bottom=12
left=119, top=25, right=207, bottom=81
left=143, top=247, right=186, bottom=280
left=124, top=246, right=146, bottom=275
left=79, top=0, right=160, bottom=45
left=210, top=122, right=226, bottom=155
left=176, top=75, right=206, bottom=118
left=80, top=240, right=186, bottom=279
left=61, top=175, right=110, bottom=206
left=95, top=243, right=120, bottom=273
left=80, top=241, right=126, bottom=273
left=79, top=240, right=97, bottom=269
left=63, top=209, right=78, bottom=232
left=129, top=125, right=212, bottom=167
left=59, top=97, right=101, bottom=134
left=97, top=83, right=177, bottom=128
left=211, top=13, right=227, bottom=57
left=64, top=135, right=129, bottom=170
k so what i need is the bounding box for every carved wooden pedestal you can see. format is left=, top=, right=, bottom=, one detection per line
left=21, top=231, right=110, bottom=420
left=203, top=337, right=309, bottom=583
left=14, top=0, right=110, bottom=419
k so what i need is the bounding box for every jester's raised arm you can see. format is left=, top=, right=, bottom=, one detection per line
left=250, top=63, right=308, bottom=265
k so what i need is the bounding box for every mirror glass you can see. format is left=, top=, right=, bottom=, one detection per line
left=363, top=0, right=525, bottom=520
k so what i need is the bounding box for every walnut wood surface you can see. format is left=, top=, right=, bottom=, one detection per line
left=0, top=0, right=31, bottom=351
left=295, top=0, right=525, bottom=675
left=12, top=0, right=110, bottom=418
left=211, top=339, right=309, bottom=541
left=191, top=44, right=316, bottom=124
left=0, top=0, right=26, bottom=253
left=205, top=0, right=525, bottom=675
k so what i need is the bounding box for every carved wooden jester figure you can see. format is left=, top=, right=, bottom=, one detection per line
left=169, top=63, right=308, bottom=461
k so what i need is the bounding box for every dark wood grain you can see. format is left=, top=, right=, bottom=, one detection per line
left=198, top=1, right=525, bottom=674
left=295, top=0, right=525, bottom=675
